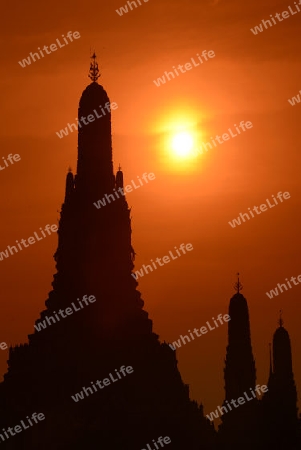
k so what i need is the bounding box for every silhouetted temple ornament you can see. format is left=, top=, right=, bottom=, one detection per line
left=234, top=272, right=243, bottom=293
left=261, top=311, right=300, bottom=449
left=88, top=52, right=100, bottom=82
left=218, top=275, right=259, bottom=450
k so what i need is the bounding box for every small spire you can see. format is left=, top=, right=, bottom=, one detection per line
left=234, top=272, right=243, bottom=293
left=116, top=164, right=124, bottom=189
left=88, top=52, right=100, bottom=83
left=278, top=310, right=284, bottom=327
left=68, top=166, right=72, bottom=173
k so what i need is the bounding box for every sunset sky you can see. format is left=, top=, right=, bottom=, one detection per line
left=1, top=0, right=301, bottom=420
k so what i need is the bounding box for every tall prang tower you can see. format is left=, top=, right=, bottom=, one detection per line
left=261, top=312, right=300, bottom=449
left=0, top=55, right=213, bottom=450
left=223, top=275, right=256, bottom=400
left=218, top=275, right=259, bottom=449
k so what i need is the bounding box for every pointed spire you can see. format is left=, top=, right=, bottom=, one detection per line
left=88, top=52, right=100, bottom=83
left=278, top=310, right=284, bottom=328
left=224, top=273, right=256, bottom=403
left=116, top=164, right=124, bottom=189
left=234, top=272, right=243, bottom=293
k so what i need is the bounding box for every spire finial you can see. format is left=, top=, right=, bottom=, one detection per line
left=234, top=272, right=243, bottom=293
left=278, top=310, right=284, bottom=327
left=88, top=52, right=100, bottom=83
left=118, top=163, right=122, bottom=171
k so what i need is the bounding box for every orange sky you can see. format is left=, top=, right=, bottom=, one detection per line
left=1, top=0, right=301, bottom=420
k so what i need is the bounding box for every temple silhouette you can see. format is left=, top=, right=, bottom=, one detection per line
left=0, top=56, right=300, bottom=449
left=218, top=276, right=301, bottom=450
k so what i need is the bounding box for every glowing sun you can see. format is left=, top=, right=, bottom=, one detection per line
left=171, top=132, right=194, bottom=157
